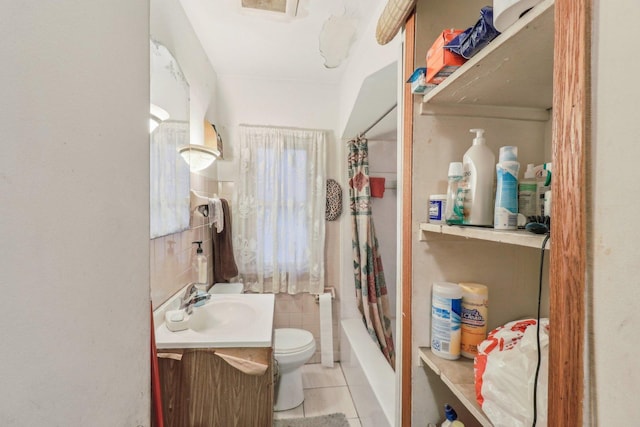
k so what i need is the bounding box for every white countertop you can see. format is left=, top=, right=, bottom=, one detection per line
left=154, top=290, right=275, bottom=349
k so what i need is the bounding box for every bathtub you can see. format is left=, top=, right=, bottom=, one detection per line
left=340, top=318, right=395, bottom=427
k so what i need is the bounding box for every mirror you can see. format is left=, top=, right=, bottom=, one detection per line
left=150, top=39, right=190, bottom=238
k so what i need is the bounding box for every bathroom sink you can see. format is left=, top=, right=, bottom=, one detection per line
left=189, top=298, right=257, bottom=332
left=154, top=293, right=275, bottom=349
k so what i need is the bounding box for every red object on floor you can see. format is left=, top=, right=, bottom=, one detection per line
left=370, top=177, right=386, bottom=198
left=151, top=306, right=165, bottom=427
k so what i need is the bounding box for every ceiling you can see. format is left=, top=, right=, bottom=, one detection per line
left=179, top=0, right=385, bottom=84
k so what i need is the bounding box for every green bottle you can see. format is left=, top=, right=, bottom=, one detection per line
left=445, top=162, right=464, bottom=225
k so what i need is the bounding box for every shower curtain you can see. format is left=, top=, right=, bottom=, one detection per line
left=348, top=136, right=395, bottom=369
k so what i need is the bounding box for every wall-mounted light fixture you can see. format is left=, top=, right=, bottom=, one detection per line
left=149, top=103, right=170, bottom=133
left=179, top=145, right=220, bottom=172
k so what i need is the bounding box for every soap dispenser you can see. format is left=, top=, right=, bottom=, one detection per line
left=192, top=241, right=207, bottom=286
left=462, top=129, right=496, bottom=226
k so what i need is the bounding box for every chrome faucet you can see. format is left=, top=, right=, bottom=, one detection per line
left=179, top=283, right=211, bottom=315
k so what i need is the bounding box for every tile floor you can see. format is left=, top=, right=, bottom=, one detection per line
left=273, top=362, right=361, bottom=426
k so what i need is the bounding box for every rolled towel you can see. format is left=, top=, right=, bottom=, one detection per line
left=208, top=197, right=224, bottom=232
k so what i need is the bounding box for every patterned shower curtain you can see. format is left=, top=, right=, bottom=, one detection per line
left=348, top=136, right=395, bottom=369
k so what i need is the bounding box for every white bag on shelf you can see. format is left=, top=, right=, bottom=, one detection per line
left=474, top=318, right=549, bottom=427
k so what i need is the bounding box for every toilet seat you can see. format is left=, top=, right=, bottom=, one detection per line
left=274, top=328, right=315, bottom=355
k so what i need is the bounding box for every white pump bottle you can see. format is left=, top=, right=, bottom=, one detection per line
left=462, top=129, right=496, bottom=226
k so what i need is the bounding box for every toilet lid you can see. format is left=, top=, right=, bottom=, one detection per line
left=274, top=328, right=315, bottom=354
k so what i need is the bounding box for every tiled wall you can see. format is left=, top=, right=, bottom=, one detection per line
left=150, top=173, right=342, bottom=363
left=273, top=292, right=340, bottom=364
left=150, top=172, right=218, bottom=309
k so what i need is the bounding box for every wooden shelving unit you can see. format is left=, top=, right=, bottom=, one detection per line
left=422, top=0, right=555, bottom=110
left=419, top=347, right=493, bottom=426
left=413, top=1, right=556, bottom=425
left=419, top=222, right=550, bottom=250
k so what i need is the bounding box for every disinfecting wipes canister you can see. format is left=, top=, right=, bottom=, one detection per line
left=431, top=282, right=462, bottom=360
left=459, top=282, right=489, bottom=358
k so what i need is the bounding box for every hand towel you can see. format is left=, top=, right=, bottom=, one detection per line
left=370, top=177, right=386, bottom=198
left=208, top=197, right=224, bottom=232
left=212, top=199, right=239, bottom=283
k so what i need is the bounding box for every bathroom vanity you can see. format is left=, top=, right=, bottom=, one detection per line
left=156, top=347, right=274, bottom=427
left=154, top=291, right=275, bottom=427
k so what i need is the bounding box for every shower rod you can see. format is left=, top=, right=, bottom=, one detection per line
left=356, top=102, right=398, bottom=139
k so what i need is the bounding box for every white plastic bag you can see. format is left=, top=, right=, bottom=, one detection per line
left=474, top=318, right=549, bottom=427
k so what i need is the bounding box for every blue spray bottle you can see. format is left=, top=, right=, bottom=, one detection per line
left=494, top=146, right=520, bottom=229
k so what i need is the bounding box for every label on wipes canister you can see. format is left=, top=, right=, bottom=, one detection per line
left=431, top=295, right=461, bottom=359
left=460, top=289, right=488, bottom=358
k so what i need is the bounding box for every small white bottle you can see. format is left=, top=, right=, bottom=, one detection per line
left=494, top=146, right=520, bottom=230
left=193, top=241, right=207, bottom=286
left=536, top=162, right=552, bottom=217
left=462, top=129, right=496, bottom=226
left=445, top=162, right=464, bottom=225
left=518, top=163, right=537, bottom=219
left=544, top=190, right=552, bottom=219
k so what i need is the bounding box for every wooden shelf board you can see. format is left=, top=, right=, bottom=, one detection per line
left=419, top=347, right=493, bottom=427
left=419, top=222, right=550, bottom=250
left=422, top=0, right=555, bottom=109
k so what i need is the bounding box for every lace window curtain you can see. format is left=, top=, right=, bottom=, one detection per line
left=235, top=125, right=327, bottom=294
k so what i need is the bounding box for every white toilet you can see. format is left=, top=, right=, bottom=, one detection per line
left=209, top=282, right=244, bottom=294
left=273, top=328, right=316, bottom=411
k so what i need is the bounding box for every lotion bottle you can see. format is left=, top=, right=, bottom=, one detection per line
left=462, top=129, right=495, bottom=226
left=193, top=241, right=207, bottom=286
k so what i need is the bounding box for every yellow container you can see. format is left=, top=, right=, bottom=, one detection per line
left=459, top=282, right=488, bottom=359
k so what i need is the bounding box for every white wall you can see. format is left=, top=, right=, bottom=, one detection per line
left=214, top=75, right=341, bottom=180
left=591, top=0, right=640, bottom=423
left=0, top=2, right=150, bottom=426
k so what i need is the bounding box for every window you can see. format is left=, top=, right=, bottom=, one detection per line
left=235, top=125, right=326, bottom=294
left=256, top=147, right=308, bottom=269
